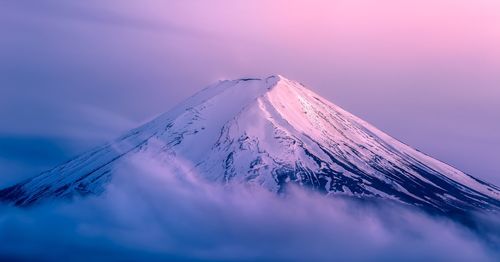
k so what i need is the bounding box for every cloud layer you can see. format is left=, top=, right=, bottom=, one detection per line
left=0, top=153, right=498, bottom=261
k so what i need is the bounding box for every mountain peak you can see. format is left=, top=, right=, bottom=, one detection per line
left=224, top=74, right=288, bottom=91
left=1, top=76, right=499, bottom=216
left=224, top=74, right=293, bottom=88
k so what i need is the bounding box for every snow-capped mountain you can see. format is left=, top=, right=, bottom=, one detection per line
left=1, top=75, right=499, bottom=215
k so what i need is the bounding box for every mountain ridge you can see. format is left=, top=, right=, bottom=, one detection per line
left=1, top=75, right=499, bottom=216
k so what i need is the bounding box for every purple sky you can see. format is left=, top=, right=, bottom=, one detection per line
left=0, top=0, right=499, bottom=186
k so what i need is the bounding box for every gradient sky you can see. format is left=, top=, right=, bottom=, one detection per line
left=0, top=0, right=499, bottom=186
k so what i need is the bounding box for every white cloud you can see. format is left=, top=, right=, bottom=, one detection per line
left=0, top=152, right=497, bottom=261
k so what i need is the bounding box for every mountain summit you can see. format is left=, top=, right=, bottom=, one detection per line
left=1, top=75, right=499, bottom=215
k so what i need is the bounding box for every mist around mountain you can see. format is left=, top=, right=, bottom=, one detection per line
left=0, top=152, right=499, bottom=262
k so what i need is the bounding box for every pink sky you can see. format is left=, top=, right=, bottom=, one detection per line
left=146, top=0, right=500, bottom=61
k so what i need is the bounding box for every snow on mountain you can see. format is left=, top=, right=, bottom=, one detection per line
left=1, top=75, right=499, bottom=215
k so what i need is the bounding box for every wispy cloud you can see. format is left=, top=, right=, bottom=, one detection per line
left=0, top=0, right=211, bottom=37
left=0, top=152, right=498, bottom=261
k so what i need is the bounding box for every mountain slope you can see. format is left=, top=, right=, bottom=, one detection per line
left=1, top=75, right=499, bottom=215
